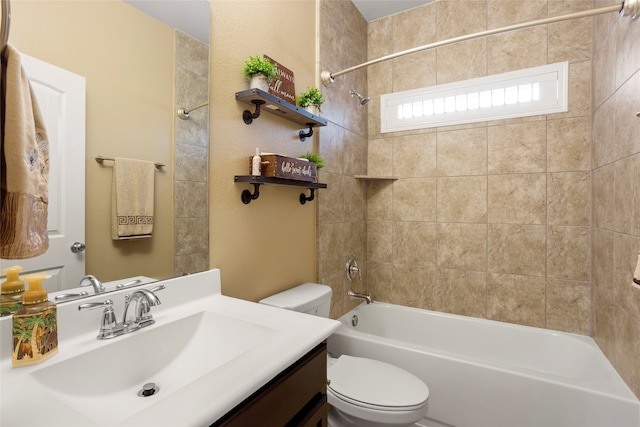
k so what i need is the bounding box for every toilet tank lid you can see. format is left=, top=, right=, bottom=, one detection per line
left=259, top=283, right=332, bottom=312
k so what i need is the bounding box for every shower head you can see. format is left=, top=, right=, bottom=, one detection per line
left=350, top=89, right=370, bottom=106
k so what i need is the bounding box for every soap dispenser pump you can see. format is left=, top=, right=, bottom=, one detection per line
left=1, top=265, right=25, bottom=316
left=12, top=274, right=58, bottom=367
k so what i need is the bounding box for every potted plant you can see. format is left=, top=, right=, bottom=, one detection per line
left=243, top=55, right=278, bottom=92
left=299, top=152, right=325, bottom=169
left=297, top=87, right=325, bottom=115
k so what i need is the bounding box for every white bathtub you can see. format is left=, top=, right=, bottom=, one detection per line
left=327, top=302, right=640, bottom=427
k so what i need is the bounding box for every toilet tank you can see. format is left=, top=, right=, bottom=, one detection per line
left=259, top=283, right=332, bottom=317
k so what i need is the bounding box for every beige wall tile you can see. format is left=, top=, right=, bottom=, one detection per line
left=487, top=0, right=546, bottom=28
left=547, top=172, right=590, bottom=226
left=367, top=261, right=394, bottom=303
left=556, top=60, right=591, bottom=119
left=487, top=121, right=546, bottom=174
left=392, top=51, right=437, bottom=92
left=614, top=71, right=640, bottom=160
left=392, top=134, right=437, bottom=177
left=437, top=0, right=487, bottom=40
left=614, top=308, right=640, bottom=397
left=393, top=178, right=437, bottom=221
left=437, top=127, right=487, bottom=176
left=435, top=268, right=487, bottom=318
left=438, top=176, right=488, bottom=223
left=546, top=278, right=591, bottom=334
left=547, top=226, right=591, bottom=281
left=368, top=138, right=393, bottom=176
left=487, top=26, right=547, bottom=75
left=488, top=174, right=546, bottom=224
left=488, top=224, right=546, bottom=276
left=392, top=264, right=437, bottom=309
left=613, top=233, right=640, bottom=321
left=614, top=154, right=640, bottom=235
left=592, top=164, right=615, bottom=231
left=436, top=39, right=487, bottom=84
left=367, top=180, right=394, bottom=220
left=393, top=3, right=436, bottom=52
left=547, top=116, right=591, bottom=172
left=487, top=273, right=545, bottom=327
left=368, top=15, right=392, bottom=59
left=592, top=228, right=614, bottom=297
left=593, top=284, right=617, bottom=363
left=437, top=223, right=487, bottom=271
left=393, top=221, right=437, bottom=265
left=548, top=17, right=591, bottom=64
left=615, top=10, right=640, bottom=87
left=592, top=29, right=617, bottom=110
left=367, top=221, right=393, bottom=262
left=592, top=98, right=616, bottom=169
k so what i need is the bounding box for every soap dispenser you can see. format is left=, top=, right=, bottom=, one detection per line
left=0, top=265, right=25, bottom=316
left=12, top=274, right=58, bottom=368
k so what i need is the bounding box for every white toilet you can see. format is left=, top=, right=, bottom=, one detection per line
left=259, top=283, right=429, bottom=427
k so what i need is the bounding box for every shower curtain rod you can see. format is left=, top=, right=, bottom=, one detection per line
left=177, top=101, right=209, bottom=120
left=321, top=1, right=637, bottom=85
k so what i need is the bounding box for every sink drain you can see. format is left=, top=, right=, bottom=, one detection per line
left=138, top=382, right=159, bottom=397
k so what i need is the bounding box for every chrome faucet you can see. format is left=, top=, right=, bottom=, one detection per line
left=79, top=285, right=164, bottom=340
left=122, top=288, right=162, bottom=332
left=79, top=274, right=105, bottom=294
left=348, top=289, right=372, bottom=304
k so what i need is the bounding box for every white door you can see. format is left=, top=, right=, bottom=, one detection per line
left=1, top=54, right=86, bottom=293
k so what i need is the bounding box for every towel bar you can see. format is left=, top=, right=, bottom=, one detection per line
left=95, top=155, right=164, bottom=169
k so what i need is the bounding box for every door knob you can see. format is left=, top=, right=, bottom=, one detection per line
left=71, top=242, right=86, bottom=253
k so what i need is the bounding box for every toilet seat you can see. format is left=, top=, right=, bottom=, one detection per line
left=327, top=355, right=429, bottom=411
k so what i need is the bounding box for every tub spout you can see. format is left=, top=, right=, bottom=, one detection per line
left=348, top=289, right=372, bottom=304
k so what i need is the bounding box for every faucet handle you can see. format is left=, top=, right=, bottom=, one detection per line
left=78, top=299, right=122, bottom=340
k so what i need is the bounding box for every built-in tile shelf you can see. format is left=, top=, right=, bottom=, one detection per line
left=235, top=175, right=327, bottom=205
left=235, top=89, right=328, bottom=141
left=354, top=175, right=399, bottom=180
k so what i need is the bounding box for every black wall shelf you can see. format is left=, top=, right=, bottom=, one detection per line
left=235, top=175, right=327, bottom=205
left=235, top=89, right=328, bottom=141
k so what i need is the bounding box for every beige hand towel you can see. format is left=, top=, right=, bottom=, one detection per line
left=111, top=157, right=155, bottom=240
left=0, top=44, right=50, bottom=259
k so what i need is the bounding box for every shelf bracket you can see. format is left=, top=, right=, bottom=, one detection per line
left=241, top=183, right=261, bottom=204
left=299, top=124, right=315, bottom=141
left=299, top=188, right=316, bottom=205
left=242, top=100, right=266, bottom=125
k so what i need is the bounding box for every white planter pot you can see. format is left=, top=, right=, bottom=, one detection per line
left=304, top=105, right=321, bottom=116
left=249, top=75, right=270, bottom=92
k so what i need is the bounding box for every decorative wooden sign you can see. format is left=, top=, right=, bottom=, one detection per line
left=249, top=154, right=317, bottom=182
left=265, top=55, right=296, bottom=105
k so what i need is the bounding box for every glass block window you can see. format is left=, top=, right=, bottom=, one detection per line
left=380, top=62, right=568, bottom=132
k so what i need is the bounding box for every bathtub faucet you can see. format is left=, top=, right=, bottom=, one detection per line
left=348, top=289, right=372, bottom=304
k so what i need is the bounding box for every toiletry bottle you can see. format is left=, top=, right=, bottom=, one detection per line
left=12, top=274, right=58, bottom=368
left=251, top=148, right=262, bottom=176
left=0, top=266, right=25, bottom=317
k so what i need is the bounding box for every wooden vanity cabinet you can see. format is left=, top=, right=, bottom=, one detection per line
left=211, top=341, right=328, bottom=427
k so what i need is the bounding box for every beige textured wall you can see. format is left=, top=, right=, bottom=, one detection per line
left=317, top=0, right=369, bottom=318
left=209, top=1, right=318, bottom=301
left=592, top=0, right=640, bottom=397
left=10, top=1, right=174, bottom=282
left=364, top=0, right=593, bottom=334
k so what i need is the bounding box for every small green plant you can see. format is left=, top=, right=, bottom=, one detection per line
left=299, top=152, right=325, bottom=169
left=243, top=55, right=278, bottom=81
left=297, top=87, right=325, bottom=109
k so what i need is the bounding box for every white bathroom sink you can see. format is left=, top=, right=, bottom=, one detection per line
left=31, top=310, right=277, bottom=426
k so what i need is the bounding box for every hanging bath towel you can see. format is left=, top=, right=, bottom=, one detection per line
left=0, top=44, right=50, bottom=259
left=110, top=157, right=155, bottom=240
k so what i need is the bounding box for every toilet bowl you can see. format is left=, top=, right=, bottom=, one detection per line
left=327, top=354, right=429, bottom=427
left=259, top=283, right=430, bottom=427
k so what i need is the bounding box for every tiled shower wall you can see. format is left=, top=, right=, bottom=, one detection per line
left=592, top=0, right=640, bottom=397
left=173, top=31, right=210, bottom=276
left=317, top=0, right=369, bottom=318
left=365, top=0, right=593, bottom=334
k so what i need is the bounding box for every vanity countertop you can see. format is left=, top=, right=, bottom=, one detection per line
left=0, top=269, right=340, bottom=427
